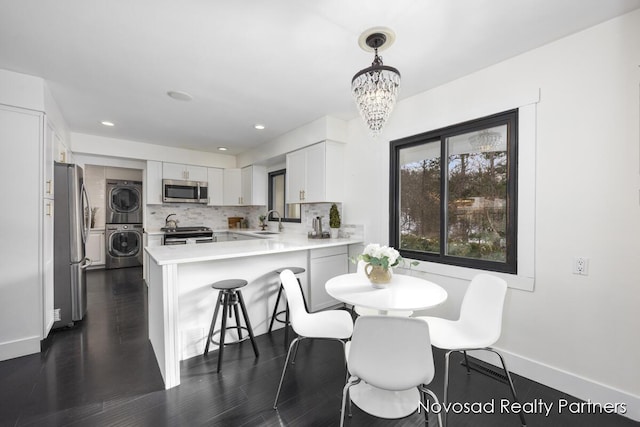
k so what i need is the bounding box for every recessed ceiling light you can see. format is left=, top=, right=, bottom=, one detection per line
left=101, top=121, right=115, bottom=127
left=254, top=124, right=265, bottom=130
left=218, top=147, right=228, bottom=151
left=167, top=90, right=193, bottom=101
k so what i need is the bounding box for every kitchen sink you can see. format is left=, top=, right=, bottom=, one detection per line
left=253, top=231, right=279, bottom=235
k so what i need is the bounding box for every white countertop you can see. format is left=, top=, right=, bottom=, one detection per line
left=145, top=232, right=362, bottom=265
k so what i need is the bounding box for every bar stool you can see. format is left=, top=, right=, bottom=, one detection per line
left=268, top=266, right=307, bottom=348
left=203, top=279, right=259, bottom=373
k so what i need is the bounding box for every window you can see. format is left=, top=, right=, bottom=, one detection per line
left=390, top=110, right=518, bottom=273
left=268, top=169, right=301, bottom=222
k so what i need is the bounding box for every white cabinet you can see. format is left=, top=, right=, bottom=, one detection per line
left=223, top=166, right=266, bottom=206
left=207, top=167, right=224, bottom=206
left=146, top=160, right=163, bottom=205
left=223, top=168, right=242, bottom=205
left=86, top=229, right=106, bottom=268
left=43, top=198, right=54, bottom=336
left=143, top=233, right=163, bottom=283
left=241, top=165, right=267, bottom=206
left=0, top=104, right=50, bottom=349
left=44, top=120, right=55, bottom=199
left=163, top=162, right=207, bottom=182
left=285, top=140, right=344, bottom=203
left=309, top=246, right=348, bottom=312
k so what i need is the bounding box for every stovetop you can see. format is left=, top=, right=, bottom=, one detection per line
left=161, top=226, right=212, bottom=234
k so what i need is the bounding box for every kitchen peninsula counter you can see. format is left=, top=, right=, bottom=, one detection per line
left=145, top=232, right=363, bottom=389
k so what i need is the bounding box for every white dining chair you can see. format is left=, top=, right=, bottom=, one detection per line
left=273, top=269, right=354, bottom=410
left=340, top=315, right=442, bottom=427
left=353, top=260, right=413, bottom=317
left=415, top=273, right=526, bottom=427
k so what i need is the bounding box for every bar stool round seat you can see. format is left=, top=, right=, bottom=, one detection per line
left=213, top=279, right=248, bottom=290
left=203, top=278, right=259, bottom=373
left=268, top=267, right=307, bottom=349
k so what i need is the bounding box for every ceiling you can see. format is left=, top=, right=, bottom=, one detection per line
left=1, top=0, right=639, bottom=156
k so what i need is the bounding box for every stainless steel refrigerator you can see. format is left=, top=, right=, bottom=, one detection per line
left=53, top=162, right=92, bottom=328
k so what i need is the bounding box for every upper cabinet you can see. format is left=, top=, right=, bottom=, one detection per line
left=144, top=161, right=265, bottom=206
left=163, top=162, right=207, bottom=182
left=222, top=166, right=267, bottom=206
left=207, top=167, right=224, bottom=206
left=146, top=161, right=163, bottom=205
left=44, top=120, right=56, bottom=199
left=241, top=165, right=267, bottom=206
left=223, top=168, right=242, bottom=205
left=286, top=141, right=344, bottom=204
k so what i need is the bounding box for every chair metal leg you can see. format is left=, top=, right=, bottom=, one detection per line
left=419, top=386, right=443, bottom=427
left=443, top=350, right=453, bottom=427
left=273, top=337, right=302, bottom=409
left=340, top=377, right=360, bottom=427
left=237, top=290, right=259, bottom=357
left=204, top=291, right=223, bottom=355
left=488, top=348, right=527, bottom=427
left=284, top=302, right=290, bottom=350
left=462, top=350, right=471, bottom=374
left=291, top=336, right=301, bottom=364
left=217, top=292, right=229, bottom=373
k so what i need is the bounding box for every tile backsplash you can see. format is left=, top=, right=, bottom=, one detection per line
left=145, top=202, right=362, bottom=239
left=146, top=204, right=265, bottom=230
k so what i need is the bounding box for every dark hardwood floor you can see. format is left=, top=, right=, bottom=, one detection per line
left=0, top=267, right=636, bottom=426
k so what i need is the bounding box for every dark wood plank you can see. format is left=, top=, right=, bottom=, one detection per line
left=0, top=266, right=635, bottom=427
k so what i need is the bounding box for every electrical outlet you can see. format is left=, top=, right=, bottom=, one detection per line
left=573, top=257, right=589, bottom=276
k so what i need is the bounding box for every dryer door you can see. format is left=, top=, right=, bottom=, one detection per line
left=107, top=183, right=142, bottom=223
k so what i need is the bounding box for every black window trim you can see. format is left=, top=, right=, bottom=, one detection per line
left=268, top=169, right=301, bottom=223
left=389, top=109, right=518, bottom=274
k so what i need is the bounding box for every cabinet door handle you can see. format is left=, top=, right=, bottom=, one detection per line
left=46, top=180, right=52, bottom=194
left=46, top=203, right=52, bottom=216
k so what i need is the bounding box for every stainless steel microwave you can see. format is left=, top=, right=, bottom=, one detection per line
left=162, top=179, right=208, bottom=203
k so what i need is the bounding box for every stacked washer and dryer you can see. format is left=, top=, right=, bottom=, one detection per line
left=105, top=179, right=143, bottom=269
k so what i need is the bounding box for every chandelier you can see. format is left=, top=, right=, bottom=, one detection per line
left=351, top=29, right=401, bottom=136
left=468, top=129, right=503, bottom=152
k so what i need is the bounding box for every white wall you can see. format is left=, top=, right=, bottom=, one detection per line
left=71, top=132, right=237, bottom=169
left=343, top=9, right=640, bottom=419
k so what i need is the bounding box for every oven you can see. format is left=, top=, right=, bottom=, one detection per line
left=162, top=226, right=214, bottom=245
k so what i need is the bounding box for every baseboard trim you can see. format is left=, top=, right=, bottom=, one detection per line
left=0, top=335, right=40, bottom=362
left=468, top=348, right=640, bottom=422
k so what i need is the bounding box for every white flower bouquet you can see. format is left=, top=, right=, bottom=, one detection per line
left=358, top=243, right=403, bottom=270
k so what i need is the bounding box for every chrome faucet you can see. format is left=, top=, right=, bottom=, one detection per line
left=265, top=210, right=284, bottom=232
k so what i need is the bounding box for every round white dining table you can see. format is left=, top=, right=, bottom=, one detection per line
left=326, top=272, right=448, bottom=419
left=325, top=272, right=448, bottom=314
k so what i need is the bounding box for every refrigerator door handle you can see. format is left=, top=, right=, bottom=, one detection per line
left=81, top=183, right=92, bottom=245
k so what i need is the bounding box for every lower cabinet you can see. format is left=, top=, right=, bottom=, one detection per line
left=308, top=246, right=348, bottom=312
left=143, top=233, right=164, bottom=283
left=86, top=229, right=106, bottom=268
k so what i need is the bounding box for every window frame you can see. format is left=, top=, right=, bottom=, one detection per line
left=267, top=169, right=301, bottom=223
left=389, top=109, right=518, bottom=274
